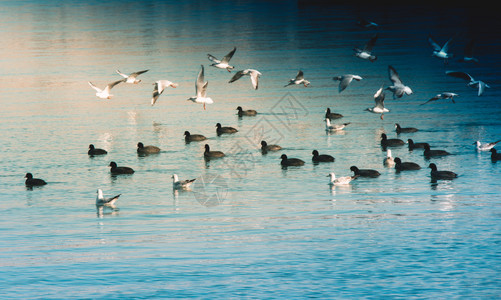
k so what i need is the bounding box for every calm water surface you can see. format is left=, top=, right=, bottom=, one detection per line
left=1, top=1, right=500, bottom=299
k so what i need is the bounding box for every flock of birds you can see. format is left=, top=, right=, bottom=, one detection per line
left=24, top=17, right=500, bottom=209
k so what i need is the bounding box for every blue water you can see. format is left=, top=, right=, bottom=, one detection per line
left=1, top=1, right=501, bottom=299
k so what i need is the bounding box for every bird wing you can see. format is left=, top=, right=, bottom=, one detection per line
left=250, top=70, right=260, bottom=90
left=104, top=194, right=121, bottom=204
left=446, top=71, right=474, bottom=82
left=207, top=54, right=221, bottom=64
left=200, top=81, right=209, bottom=98
left=364, top=34, right=378, bottom=52
left=151, top=81, right=165, bottom=106
left=295, top=70, right=304, bottom=81
left=116, top=70, right=129, bottom=79
left=195, top=65, right=206, bottom=96
left=428, top=36, right=442, bottom=51
left=388, top=65, right=402, bottom=85
left=339, top=76, right=353, bottom=92
left=88, top=81, right=102, bottom=92
left=104, top=79, right=124, bottom=92
left=228, top=70, right=246, bottom=83
left=388, top=66, right=402, bottom=85
left=129, top=69, right=149, bottom=78
left=441, top=37, right=453, bottom=52
left=221, top=47, right=236, bottom=63
left=374, top=86, right=385, bottom=109
left=420, top=95, right=439, bottom=106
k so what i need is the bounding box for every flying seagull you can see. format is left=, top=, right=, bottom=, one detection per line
left=88, top=80, right=123, bottom=99
left=356, top=17, right=378, bottom=29
left=428, top=35, right=454, bottom=63
left=207, top=47, right=236, bottom=72
left=333, top=74, right=362, bottom=93
left=229, top=69, right=262, bottom=90
left=353, top=34, right=378, bottom=62
left=366, top=85, right=388, bottom=119
left=188, top=65, right=213, bottom=109
left=446, top=71, right=490, bottom=96
left=420, top=92, right=458, bottom=105
left=457, top=39, right=479, bottom=63
left=116, top=69, right=149, bottom=84
left=151, top=80, right=178, bottom=106
left=284, top=70, right=310, bottom=87
left=386, top=65, right=413, bottom=99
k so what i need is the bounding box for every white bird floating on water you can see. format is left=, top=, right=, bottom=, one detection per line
left=420, top=92, right=459, bottom=105
left=333, top=74, right=362, bottom=93
left=229, top=69, right=262, bottom=90
left=207, top=47, right=236, bottom=72
left=366, top=86, right=388, bottom=119
left=284, top=70, right=310, bottom=87
left=88, top=80, right=123, bottom=99
left=384, top=149, right=395, bottom=167
left=446, top=71, right=490, bottom=96
left=428, top=35, right=454, bottom=63
left=172, top=174, right=196, bottom=190
left=386, top=65, right=413, bottom=99
left=116, top=69, right=149, bottom=84
left=96, top=189, right=121, bottom=207
left=151, top=80, right=178, bottom=106
left=188, top=65, right=213, bottom=110
left=325, top=118, right=350, bottom=131
left=474, top=140, right=501, bottom=151
left=327, top=172, right=359, bottom=186
left=353, top=34, right=378, bottom=62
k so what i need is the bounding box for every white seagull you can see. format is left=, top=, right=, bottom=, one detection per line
left=116, top=69, right=149, bottom=84
left=386, top=65, right=413, bottom=99
left=428, top=35, right=454, bottom=63
left=207, top=47, right=236, bottom=72
left=325, top=118, right=350, bottom=131
left=420, top=92, right=458, bottom=105
left=383, top=149, right=395, bottom=167
left=284, top=70, right=310, bottom=87
left=172, top=174, right=196, bottom=190
left=151, top=80, right=178, bottom=106
left=96, top=188, right=121, bottom=207
left=327, top=172, right=359, bottom=186
left=357, top=17, right=378, bottom=29
left=366, top=86, right=388, bottom=119
left=333, top=74, right=363, bottom=93
left=353, top=34, right=378, bottom=62
left=188, top=65, right=213, bottom=110
left=474, top=140, right=501, bottom=151
left=458, top=39, right=479, bottom=63
left=88, top=80, right=123, bottom=99
left=229, top=69, right=262, bottom=90
left=446, top=71, right=490, bottom=96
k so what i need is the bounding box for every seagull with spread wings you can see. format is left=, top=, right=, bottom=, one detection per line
left=353, top=34, right=378, bottom=62
left=116, top=69, right=149, bottom=84
left=207, top=47, right=236, bottom=72
left=88, top=79, right=123, bottom=99
left=187, top=65, right=213, bottom=109
left=386, top=65, right=413, bottom=99
left=284, top=70, right=310, bottom=87
left=151, top=80, right=178, bottom=106
left=229, top=69, right=262, bottom=90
